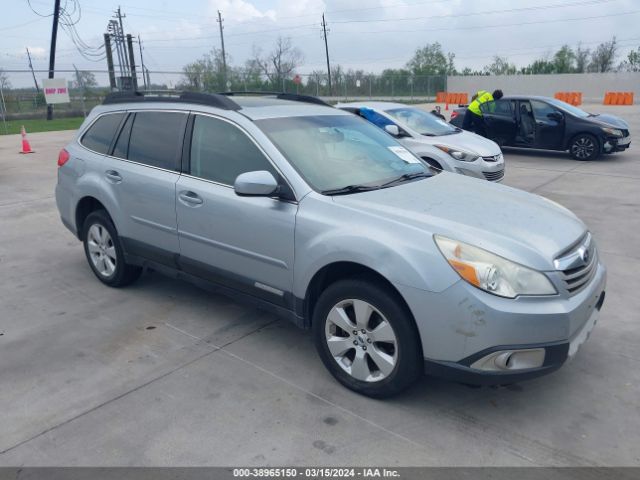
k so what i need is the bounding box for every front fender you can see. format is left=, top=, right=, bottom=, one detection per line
left=293, top=198, right=460, bottom=299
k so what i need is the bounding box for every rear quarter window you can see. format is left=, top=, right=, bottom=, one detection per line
left=80, top=113, right=125, bottom=154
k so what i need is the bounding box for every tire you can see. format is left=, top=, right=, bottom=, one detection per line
left=312, top=278, right=423, bottom=398
left=570, top=133, right=600, bottom=161
left=82, top=210, right=142, bottom=287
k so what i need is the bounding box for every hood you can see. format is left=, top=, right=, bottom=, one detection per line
left=591, top=113, right=629, bottom=130
left=418, top=129, right=501, bottom=157
left=333, top=173, right=586, bottom=270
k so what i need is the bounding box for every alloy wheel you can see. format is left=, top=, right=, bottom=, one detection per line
left=87, top=224, right=117, bottom=277
left=571, top=137, right=595, bottom=160
left=324, top=299, right=398, bottom=382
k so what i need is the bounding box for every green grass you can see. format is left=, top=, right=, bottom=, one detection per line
left=0, top=117, right=85, bottom=135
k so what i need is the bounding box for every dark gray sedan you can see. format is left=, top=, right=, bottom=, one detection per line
left=450, top=95, right=631, bottom=160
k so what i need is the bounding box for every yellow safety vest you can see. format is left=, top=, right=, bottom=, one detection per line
left=468, top=91, right=494, bottom=116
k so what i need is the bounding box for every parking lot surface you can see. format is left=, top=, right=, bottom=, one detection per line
left=1, top=104, right=639, bottom=466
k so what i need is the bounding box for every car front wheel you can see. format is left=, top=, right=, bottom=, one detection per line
left=570, top=134, right=600, bottom=160
left=82, top=210, right=142, bottom=287
left=312, top=278, right=423, bottom=397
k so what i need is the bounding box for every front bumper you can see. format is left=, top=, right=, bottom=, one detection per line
left=603, top=135, right=631, bottom=152
left=423, top=291, right=604, bottom=385
left=396, top=262, right=606, bottom=385
left=452, top=153, right=505, bottom=182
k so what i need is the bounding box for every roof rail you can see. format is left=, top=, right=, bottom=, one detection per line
left=102, top=90, right=241, bottom=110
left=220, top=91, right=332, bottom=107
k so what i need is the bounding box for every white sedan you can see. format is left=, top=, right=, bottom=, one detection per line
left=337, top=101, right=505, bottom=182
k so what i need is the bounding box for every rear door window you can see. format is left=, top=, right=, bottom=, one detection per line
left=127, top=112, right=188, bottom=170
left=81, top=113, right=124, bottom=154
left=480, top=100, right=512, bottom=116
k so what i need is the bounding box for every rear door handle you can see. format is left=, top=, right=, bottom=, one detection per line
left=105, top=170, right=122, bottom=183
left=179, top=191, right=203, bottom=206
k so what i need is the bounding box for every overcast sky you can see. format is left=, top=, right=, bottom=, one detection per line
left=2, top=0, right=640, bottom=86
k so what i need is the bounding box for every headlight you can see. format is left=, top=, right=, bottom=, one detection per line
left=434, top=235, right=557, bottom=298
left=602, top=127, right=623, bottom=137
left=434, top=145, right=480, bottom=162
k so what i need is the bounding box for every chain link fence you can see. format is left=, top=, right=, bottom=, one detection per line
left=0, top=69, right=447, bottom=123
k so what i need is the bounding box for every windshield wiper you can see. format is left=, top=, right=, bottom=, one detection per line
left=379, top=171, right=431, bottom=188
left=321, top=184, right=381, bottom=196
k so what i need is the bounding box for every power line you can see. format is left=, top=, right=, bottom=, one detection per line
left=328, top=9, right=640, bottom=35
left=26, top=0, right=52, bottom=17
left=331, top=0, right=615, bottom=24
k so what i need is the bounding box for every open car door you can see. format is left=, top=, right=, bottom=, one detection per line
left=480, top=100, right=517, bottom=146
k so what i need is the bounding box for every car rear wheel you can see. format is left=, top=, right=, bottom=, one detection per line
left=312, top=278, right=423, bottom=397
left=82, top=210, right=142, bottom=287
left=570, top=134, right=600, bottom=161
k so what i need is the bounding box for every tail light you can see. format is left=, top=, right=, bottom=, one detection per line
left=58, top=148, right=70, bottom=167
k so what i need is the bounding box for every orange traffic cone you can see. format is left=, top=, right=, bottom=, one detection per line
left=19, top=125, right=34, bottom=154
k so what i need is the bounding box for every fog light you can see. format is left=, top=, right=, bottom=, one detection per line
left=470, top=348, right=545, bottom=371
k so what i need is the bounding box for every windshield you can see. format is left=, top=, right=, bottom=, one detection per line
left=547, top=98, right=591, bottom=118
left=256, top=115, right=431, bottom=193
left=385, top=107, right=458, bottom=136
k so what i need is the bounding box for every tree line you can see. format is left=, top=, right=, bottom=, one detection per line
left=1, top=37, right=638, bottom=94
left=177, top=36, right=640, bottom=94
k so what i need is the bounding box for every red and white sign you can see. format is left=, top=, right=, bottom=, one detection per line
left=293, top=74, right=302, bottom=85
left=43, top=78, right=70, bottom=104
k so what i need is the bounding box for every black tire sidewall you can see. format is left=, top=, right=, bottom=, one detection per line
left=312, top=278, right=423, bottom=398
left=82, top=210, right=132, bottom=287
left=570, top=134, right=600, bottom=161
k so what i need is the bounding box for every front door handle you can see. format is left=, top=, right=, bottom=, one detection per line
left=105, top=170, right=122, bottom=183
left=179, top=191, right=203, bottom=206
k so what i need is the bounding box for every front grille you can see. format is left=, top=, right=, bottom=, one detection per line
left=483, top=169, right=505, bottom=181
left=621, top=129, right=629, bottom=137
left=556, top=234, right=598, bottom=295
left=482, top=154, right=501, bottom=162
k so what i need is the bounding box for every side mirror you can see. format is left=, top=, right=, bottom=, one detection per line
left=548, top=111, right=563, bottom=121
left=384, top=124, right=401, bottom=137
left=234, top=171, right=279, bottom=197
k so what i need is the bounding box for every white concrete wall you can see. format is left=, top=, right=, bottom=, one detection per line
left=447, top=72, right=640, bottom=103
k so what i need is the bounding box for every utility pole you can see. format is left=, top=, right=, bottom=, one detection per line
left=321, top=13, right=332, bottom=96
left=115, top=7, right=129, bottom=72
left=126, top=34, right=138, bottom=91
left=217, top=10, right=228, bottom=91
left=73, top=64, right=87, bottom=117
left=46, top=0, right=61, bottom=120
left=138, top=35, right=147, bottom=90
left=104, top=33, right=116, bottom=90
left=26, top=48, right=40, bottom=93
left=108, top=21, right=124, bottom=78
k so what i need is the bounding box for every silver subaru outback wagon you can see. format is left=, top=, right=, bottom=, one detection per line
left=56, top=91, right=606, bottom=397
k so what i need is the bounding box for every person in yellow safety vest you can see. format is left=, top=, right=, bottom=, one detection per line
left=462, top=89, right=504, bottom=136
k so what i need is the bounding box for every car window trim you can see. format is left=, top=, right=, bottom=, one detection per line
left=184, top=111, right=299, bottom=203
left=109, top=112, right=134, bottom=158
